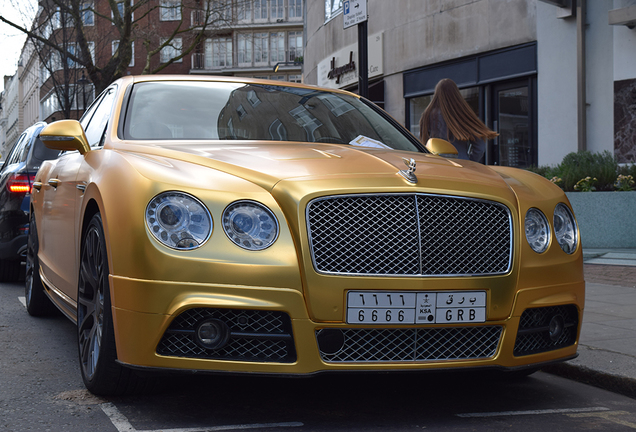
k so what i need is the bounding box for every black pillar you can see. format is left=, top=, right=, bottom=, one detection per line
left=357, top=20, right=368, bottom=99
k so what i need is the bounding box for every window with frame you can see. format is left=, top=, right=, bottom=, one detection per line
left=289, top=0, right=302, bottom=19
left=288, top=74, right=302, bottom=83
left=205, top=37, right=232, bottom=68
left=288, top=31, right=302, bottom=62
left=237, top=0, right=252, bottom=21
left=160, top=0, right=181, bottom=21
left=254, top=0, right=267, bottom=20
left=112, top=40, right=135, bottom=67
left=325, top=0, right=342, bottom=22
left=237, top=33, right=253, bottom=65
left=160, top=38, right=183, bottom=63
left=254, top=33, right=268, bottom=64
left=41, top=92, right=60, bottom=120
left=74, top=83, right=95, bottom=110
left=270, top=0, right=283, bottom=20
left=270, top=32, right=285, bottom=63
left=112, top=0, right=134, bottom=24
left=211, top=0, right=232, bottom=21
left=81, top=1, right=94, bottom=25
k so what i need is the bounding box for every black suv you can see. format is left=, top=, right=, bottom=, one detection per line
left=0, top=122, right=60, bottom=281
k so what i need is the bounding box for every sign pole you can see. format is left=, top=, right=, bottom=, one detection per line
left=343, top=0, right=369, bottom=98
left=358, top=19, right=368, bottom=99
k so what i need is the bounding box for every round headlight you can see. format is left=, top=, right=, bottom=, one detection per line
left=554, top=203, right=578, bottom=254
left=146, top=192, right=212, bottom=250
left=222, top=200, right=279, bottom=250
left=525, top=208, right=550, bottom=253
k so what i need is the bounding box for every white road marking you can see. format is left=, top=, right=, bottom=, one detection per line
left=456, top=406, right=610, bottom=418
left=101, top=402, right=304, bottom=432
left=18, top=296, right=26, bottom=308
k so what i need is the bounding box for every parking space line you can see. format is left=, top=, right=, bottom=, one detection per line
left=567, top=411, right=636, bottom=429
left=101, top=403, right=304, bottom=432
left=18, top=296, right=26, bottom=308
left=456, top=406, right=610, bottom=418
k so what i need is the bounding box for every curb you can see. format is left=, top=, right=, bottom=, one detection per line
left=543, top=362, right=636, bottom=400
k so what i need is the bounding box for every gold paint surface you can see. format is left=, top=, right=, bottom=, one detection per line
left=32, top=76, right=585, bottom=374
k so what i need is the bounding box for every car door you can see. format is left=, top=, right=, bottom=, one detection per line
left=39, top=87, right=117, bottom=300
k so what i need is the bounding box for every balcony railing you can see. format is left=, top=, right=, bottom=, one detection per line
left=191, top=5, right=303, bottom=27
left=191, top=50, right=303, bottom=71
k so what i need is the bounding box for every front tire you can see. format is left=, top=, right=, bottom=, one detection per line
left=25, top=212, right=56, bottom=316
left=77, top=213, right=146, bottom=396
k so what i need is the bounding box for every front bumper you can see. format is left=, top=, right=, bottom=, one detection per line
left=110, top=276, right=584, bottom=374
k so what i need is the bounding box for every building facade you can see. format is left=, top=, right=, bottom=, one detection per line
left=0, top=0, right=305, bottom=149
left=305, top=0, right=636, bottom=167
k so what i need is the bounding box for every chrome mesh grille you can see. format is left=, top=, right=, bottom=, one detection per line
left=156, top=308, right=296, bottom=363
left=317, top=326, right=502, bottom=362
left=307, top=194, right=512, bottom=276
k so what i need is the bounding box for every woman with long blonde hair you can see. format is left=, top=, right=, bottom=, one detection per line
left=419, top=78, right=498, bottom=162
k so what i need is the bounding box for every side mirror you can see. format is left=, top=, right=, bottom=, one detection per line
left=425, top=138, right=459, bottom=158
left=39, top=120, right=91, bottom=155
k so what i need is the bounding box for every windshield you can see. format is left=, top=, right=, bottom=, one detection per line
left=122, top=81, right=423, bottom=152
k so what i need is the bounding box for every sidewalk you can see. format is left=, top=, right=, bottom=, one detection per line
left=542, top=249, right=636, bottom=398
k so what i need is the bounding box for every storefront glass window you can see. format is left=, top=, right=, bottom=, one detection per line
left=409, top=87, right=479, bottom=140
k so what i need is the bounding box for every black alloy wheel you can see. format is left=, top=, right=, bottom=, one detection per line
left=78, top=213, right=141, bottom=396
left=25, top=212, right=56, bottom=316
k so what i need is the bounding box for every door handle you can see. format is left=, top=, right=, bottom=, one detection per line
left=48, top=179, right=61, bottom=188
left=32, top=182, right=42, bottom=191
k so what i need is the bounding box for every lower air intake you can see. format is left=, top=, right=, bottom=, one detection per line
left=316, top=326, right=502, bottom=362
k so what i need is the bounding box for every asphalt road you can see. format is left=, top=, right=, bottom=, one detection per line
left=2, top=279, right=636, bottom=432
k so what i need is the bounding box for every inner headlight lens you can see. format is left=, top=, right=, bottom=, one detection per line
left=146, top=192, right=212, bottom=250
left=222, top=201, right=279, bottom=250
left=525, top=208, right=550, bottom=253
left=554, top=203, right=578, bottom=254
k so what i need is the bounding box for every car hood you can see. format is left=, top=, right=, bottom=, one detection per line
left=117, top=141, right=514, bottom=198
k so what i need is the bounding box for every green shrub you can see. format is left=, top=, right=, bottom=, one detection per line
left=557, top=151, right=617, bottom=191
left=526, top=151, right=635, bottom=192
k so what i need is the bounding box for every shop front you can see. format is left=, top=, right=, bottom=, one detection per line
left=404, top=43, right=538, bottom=168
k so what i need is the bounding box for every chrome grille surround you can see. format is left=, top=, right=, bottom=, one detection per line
left=316, top=326, right=503, bottom=362
left=307, top=193, right=513, bottom=277
left=156, top=308, right=296, bottom=363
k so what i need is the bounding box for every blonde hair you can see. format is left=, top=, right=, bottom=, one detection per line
left=419, top=78, right=498, bottom=143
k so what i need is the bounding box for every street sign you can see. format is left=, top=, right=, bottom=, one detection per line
left=343, top=0, right=367, bottom=29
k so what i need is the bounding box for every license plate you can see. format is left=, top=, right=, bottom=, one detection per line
left=346, top=291, right=486, bottom=325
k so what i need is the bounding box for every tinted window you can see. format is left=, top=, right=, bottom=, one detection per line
left=5, top=134, right=28, bottom=166
left=28, top=137, right=61, bottom=169
left=123, top=82, right=422, bottom=152
left=84, top=87, right=116, bottom=147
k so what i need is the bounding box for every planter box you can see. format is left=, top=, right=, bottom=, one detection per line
left=565, top=191, right=636, bottom=248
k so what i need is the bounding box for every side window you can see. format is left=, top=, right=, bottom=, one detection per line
left=83, top=87, right=117, bottom=147
left=5, top=134, right=28, bottom=166
left=80, top=91, right=105, bottom=131
left=19, top=138, right=33, bottom=163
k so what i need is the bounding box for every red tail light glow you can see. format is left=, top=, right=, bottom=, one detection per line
left=7, top=174, right=35, bottom=193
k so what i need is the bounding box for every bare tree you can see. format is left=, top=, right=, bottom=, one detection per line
left=1, top=0, right=245, bottom=117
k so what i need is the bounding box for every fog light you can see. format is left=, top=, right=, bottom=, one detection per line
left=548, top=315, right=565, bottom=342
left=195, top=319, right=230, bottom=349
left=316, top=329, right=345, bottom=355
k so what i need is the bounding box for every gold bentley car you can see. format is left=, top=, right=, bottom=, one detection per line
left=26, top=75, right=584, bottom=395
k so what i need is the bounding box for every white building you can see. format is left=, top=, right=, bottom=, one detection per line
left=1, top=73, right=22, bottom=158
left=305, top=0, right=636, bottom=167
left=19, top=39, right=41, bottom=130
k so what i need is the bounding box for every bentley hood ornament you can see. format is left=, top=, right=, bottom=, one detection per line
left=398, top=158, right=417, bottom=183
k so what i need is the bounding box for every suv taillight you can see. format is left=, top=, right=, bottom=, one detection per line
left=7, top=174, right=35, bottom=193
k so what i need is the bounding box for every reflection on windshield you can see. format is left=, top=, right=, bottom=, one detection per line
left=124, top=81, right=421, bottom=152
